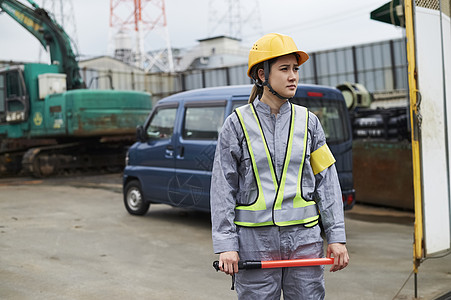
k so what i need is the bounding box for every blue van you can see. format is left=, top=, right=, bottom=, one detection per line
left=123, top=84, right=355, bottom=215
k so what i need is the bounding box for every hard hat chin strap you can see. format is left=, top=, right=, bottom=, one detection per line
left=261, top=61, right=288, bottom=100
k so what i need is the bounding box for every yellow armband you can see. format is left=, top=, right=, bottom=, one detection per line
left=310, top=143, right=336, bottom=175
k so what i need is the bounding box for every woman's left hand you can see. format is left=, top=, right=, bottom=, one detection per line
left=327, top=243, right=349, bottom=272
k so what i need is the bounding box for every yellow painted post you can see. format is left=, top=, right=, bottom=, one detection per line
left=404, top=0, right=424, bottom=271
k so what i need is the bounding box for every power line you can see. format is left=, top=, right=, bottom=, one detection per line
left=243, top=1, right=388, bottom=40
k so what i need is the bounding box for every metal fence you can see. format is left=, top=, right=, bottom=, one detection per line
left=13, top=37, right=405, bottom=103
left=301, top=39, right=408, bottom=92
left=172, top=38, right=407, bottom=101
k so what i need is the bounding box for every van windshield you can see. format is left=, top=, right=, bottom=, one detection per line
left=291, top=98, right=350, bottom=144
left=232, top=98, right=349, bottom=145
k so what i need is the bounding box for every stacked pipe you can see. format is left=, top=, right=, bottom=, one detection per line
left=350, top=107, right=410, bottom=141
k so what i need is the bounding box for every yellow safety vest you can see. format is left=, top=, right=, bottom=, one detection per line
left=234, top=103, right=335, bottom=227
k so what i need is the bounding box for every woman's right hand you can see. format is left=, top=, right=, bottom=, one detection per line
left=219, top=251, right=240, bottom=275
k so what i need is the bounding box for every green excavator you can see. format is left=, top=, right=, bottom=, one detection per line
left=0, top=0, right=152, bottom=177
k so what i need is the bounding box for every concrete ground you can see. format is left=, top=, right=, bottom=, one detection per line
left=0, top=174, right=450, bottom=300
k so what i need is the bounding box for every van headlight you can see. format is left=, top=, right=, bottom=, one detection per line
left=125, top=150, right=130, bottom=166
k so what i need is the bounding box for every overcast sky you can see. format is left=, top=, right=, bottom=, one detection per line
left=0, top=0, right=405, bottom=63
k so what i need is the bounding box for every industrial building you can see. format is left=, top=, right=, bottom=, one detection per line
left=78, top=35, right=409, bottom=108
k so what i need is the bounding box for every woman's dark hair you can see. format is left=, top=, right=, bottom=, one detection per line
left=248, top=58, right=277, bottom=103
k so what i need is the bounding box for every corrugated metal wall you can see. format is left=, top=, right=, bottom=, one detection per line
left=77, top=38, right=408, bottom=103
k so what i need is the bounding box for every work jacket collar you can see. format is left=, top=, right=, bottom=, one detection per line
left=254, top=98, right=291, bottom=116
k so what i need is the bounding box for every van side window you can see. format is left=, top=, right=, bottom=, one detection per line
left=183, top=106, right=225, bottom=140
left=146, top=107, right=177, bottom=140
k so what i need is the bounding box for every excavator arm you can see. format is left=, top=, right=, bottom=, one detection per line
left=0, top=0, right=84, bottom=89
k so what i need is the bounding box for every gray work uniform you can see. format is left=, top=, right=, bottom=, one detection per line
left=210, top=99, right=346, bottom=300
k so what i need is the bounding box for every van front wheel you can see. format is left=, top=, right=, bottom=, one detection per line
left=124, top=180, right=150, bottom=215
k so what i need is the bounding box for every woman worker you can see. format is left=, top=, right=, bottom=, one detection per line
left=210, top=33, right=349, bottom=299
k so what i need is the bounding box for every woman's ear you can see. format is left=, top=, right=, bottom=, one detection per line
left=257, top=68, right=265, bottom=82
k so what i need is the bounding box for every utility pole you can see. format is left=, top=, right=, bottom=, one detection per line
left=109, top=0, right=174, bottom=72
left=207, top=0, right=262, bottom=41
left=39, top=0, right=79, bottom=61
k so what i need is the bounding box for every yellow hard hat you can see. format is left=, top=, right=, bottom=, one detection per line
left=247, top=33, right=309, bottom=78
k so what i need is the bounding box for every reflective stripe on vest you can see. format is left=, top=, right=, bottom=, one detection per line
left=234, top=103, right=319, bottom=227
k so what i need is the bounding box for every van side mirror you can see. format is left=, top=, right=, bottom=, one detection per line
left=136, top=125, right=147, bottom=142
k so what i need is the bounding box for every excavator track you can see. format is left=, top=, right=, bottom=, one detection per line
left=21, top=141, right=127, bottom=178
left=0, top=149, right=25, bottom=176
left=0, top=139, right=58, bottom=176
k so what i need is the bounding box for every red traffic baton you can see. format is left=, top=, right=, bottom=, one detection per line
left=213, top=258, right=334, bottom=290
left=213, top=257, right=334, bottom=272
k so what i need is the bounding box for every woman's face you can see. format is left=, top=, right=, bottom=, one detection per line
left=259, top=54, right=300, bottom=99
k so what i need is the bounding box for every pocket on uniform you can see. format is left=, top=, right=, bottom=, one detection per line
left=237, top=150, right=257, bottom=205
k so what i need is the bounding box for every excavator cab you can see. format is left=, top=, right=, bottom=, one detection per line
left=0, top=66, right=29, bottom=124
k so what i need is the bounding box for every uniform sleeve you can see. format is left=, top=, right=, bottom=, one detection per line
left=309, top=112, right=347, bottom=244
left=210, top=114, right=242, bottom=254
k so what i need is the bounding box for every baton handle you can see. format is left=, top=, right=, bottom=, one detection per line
left=213, top=260, right=261, bottom=271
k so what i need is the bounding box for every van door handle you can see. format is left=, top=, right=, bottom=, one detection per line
left=165, top=145, right=174, bottom=157
left=176, top=146, right=184, bottom=159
